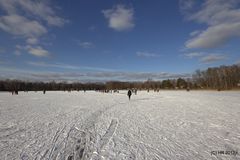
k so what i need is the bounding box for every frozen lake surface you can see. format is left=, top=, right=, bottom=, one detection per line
left=0, top=91, right=239, bottom=160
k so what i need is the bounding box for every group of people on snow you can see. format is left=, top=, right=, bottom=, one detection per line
left=10, top=88, right=138, bottom=100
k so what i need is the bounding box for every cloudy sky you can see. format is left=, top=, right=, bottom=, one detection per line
left=0, top=0, right=239, bottom=82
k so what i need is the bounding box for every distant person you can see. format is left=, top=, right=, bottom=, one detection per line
left=127, top=90, right=132, bottom=100
left=134, top=89, right=137, bottom=95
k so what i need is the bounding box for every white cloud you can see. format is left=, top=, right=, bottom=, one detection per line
left=182, top=0, right=240, bottom=49
left=0, top=0, right=67, bottom=57
left=14, top=50, right=21, bottom=56
left=15, top=45, right=50, bottom=57
left=179, top=0, right=195, bottom=13
left=0, top=0, right=16, bottom=14
left=0, top=0, right=67, bottom=27
left=183, top=51, right=228, bottom=64
left=27, top=61, right=80, bottom=70
left=79, top=42, right=94, bottom=49
left=46, top=16, right=67, bottom=27
left=184, top=52, right=203, bottom=58
left=26, top=37, right=39, bottom=45
left=188, top=0, right=240, bottom=25
left=190, top=30, right=201, bottom=36
left=199, top=54, right=227, bottom=63
left=136, top=51, right=161, bottom=58
left=102, top=5, right=135, bottom=31
left=0, top=14, right=47, bottom=37
left=186, top=22, right=240, bottom=48
left=27, top=46, right=50, bottom=57
left=27, top=61, right=115, bottom=72
left=0, top=66, right=191, bottom=82
left=15, top=44, right=25, bottom=50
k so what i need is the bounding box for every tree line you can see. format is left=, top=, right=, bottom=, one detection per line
left=0, top=64, right=239, bottom=92
left=192, top=65, right=240, bottom=90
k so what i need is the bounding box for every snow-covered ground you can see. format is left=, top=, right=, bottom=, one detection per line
left=0, top=91, right=239, bottom=160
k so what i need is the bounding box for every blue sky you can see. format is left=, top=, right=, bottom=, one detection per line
left=0, top=0, right=240, bottom=82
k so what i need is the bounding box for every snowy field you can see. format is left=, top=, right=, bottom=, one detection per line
left=0, top=91, right=239, bottom=160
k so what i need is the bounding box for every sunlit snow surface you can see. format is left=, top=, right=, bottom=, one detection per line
left=0, top=91, right=239, bottom=160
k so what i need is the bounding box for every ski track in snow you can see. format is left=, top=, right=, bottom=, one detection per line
left=0, top=90, right=240, bottom=160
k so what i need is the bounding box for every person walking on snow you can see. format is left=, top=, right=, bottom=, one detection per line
left=128, top=90, right=132, bottom=100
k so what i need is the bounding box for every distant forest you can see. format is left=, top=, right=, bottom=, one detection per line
left=0, top=64, right=240, bottom=91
